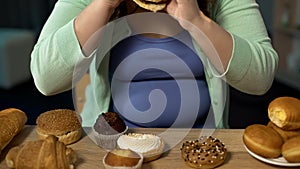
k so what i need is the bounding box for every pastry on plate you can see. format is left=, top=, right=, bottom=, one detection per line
left=93, top=112, right=128, bottom=150
left=117, top=133, right=165, bottom=162
left=267, top=121, right=300, bottom=142
left=243, top=124, right=283, bottom=158
left=36, top=109, right=82, bottom=145
left=180, top=136, right=227, bottom=169
left=282, top=135, right=300, bottom=163
left=103, top=148, right=143, bottom=169
left=268, top=96, right=300, bottom=130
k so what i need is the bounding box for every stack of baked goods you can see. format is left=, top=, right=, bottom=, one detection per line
left=180, top=136, right=227, bottom=168
left=0, top=108, right=27, bottom=155
left=36, top=109, right=82, bottom=145
left=92, top=112, right=128, bottom=150
left=5, top=135, right=77, bottom=169
left=117, top=133, right=165, bottom=162
left=243, top=96, right=300, bottom=163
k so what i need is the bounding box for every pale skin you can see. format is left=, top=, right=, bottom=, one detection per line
left=74, top=0, right=233, bottom=72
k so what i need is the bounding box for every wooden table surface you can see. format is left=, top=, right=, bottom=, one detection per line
left=0, top=126, right=286, bottom=169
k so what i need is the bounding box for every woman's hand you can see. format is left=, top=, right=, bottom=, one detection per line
left=166, top=0, right=204, bottom=30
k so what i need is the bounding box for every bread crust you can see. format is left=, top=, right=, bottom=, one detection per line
left=5, top=135, right=77, bottom=169
left=103, top=149, right=143, bottom=168
left=243, top=124, right=283, bottom=158
left=282, top=135, right=300, bottom=163
left=0, top=108, right=27, bottom=154
left=268, top=97, right=300, bottom=130
left=132, top=0, right=167, bottom=12
left=36, top=109, right=82, bottom=145
left=267, top=121, right=300, bottom=142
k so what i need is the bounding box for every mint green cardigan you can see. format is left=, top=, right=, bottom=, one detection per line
left=30, top=0, right=278, bottom=128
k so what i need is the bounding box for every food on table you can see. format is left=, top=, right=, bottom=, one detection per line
left=0, top=108, right=27, bottom=155
left=180, top=136, right=227, bottom=169
left=5, top=135, right=77, bottom=169
left=268, top=96, right=300, bottom=130
left=243, top=124, right=283, bottom=158
left=267, top=121, right=300, bottom=142
left=132, top=0, right=170, bottom=12
left=117, top=133, right=165, bottom=162
left=281, top=135, right=300, bottom=163
left=93, top=112, right=128, bottom=150
left=36, top=109, right=82, bottom=145
left=103, top=148, right=143, bottom=169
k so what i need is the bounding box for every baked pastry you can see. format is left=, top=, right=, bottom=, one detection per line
left=268, top=96, right=300, bottom=130
left=267, top=121, right=300, bottom=142
left=0, top=108, right=27, bottom=155
left=103, top=149, right=143, bottom=169
left=282, top=135, right=300, bottom=163
left=36, top=109, right=82, bottom=145
left=117, top=133, right=165, bottom=162
left=132, top=0, right=169, bottom=12
left=180, top=136, right=227, bottom=169
left=243, top=124, right=283, bottom=158
left=93, top=112, right=128, bottom=150
left=5, top=135, right=77, bottom=169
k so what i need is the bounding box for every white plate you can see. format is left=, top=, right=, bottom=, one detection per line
left=244, top=145, right=300, bottom=167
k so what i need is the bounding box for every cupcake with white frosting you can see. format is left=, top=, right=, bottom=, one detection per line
left=117, top=133, right=165, bottom=162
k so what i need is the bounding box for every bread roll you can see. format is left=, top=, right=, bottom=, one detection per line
left=267, top=121, right=300, bottom=142
left=36, top=109, right=82, bottom=145
left=5, top=135, right=77, bottom=169
left=282, top=135, right=300, bottom=163
left=268, top=97, right=300, bottom=130
left=0, top=108, right=27, bottom=155
left=243, top=124, right=283, bottom=158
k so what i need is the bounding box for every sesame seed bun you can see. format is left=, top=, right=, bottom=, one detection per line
left=36, top=109, right=82, bottom=145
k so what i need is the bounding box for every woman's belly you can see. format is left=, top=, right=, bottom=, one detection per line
left=110, top=78, right=210, bottom=128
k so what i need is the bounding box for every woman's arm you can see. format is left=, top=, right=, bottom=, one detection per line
left=167, top=0, right=278, bottom=95
left=30, top=0, right=120, bottom=96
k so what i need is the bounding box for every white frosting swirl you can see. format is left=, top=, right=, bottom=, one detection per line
left=117, top=133, right=161, bottom=153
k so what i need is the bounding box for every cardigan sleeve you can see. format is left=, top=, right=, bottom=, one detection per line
left=30, top=0, right=92, bottom=96
left=206, top=0, right=278, bottom=95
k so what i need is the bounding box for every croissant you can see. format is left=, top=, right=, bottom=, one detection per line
left=0, top=108, right=27, bottom=155
left=5, top=135, right=77, bottom=169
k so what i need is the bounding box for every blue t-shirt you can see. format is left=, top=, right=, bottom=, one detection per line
left=109, top=31, right=211, bottom=128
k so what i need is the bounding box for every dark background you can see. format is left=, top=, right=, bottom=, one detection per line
left=0, top=0, right=299, bottom=128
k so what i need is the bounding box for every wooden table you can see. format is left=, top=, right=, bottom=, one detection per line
left=0, top=126, right=284, bottom=169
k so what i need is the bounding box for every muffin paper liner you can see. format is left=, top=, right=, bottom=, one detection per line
left=92, top=126, right=128, bottom=150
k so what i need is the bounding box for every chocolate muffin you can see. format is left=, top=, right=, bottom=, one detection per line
left=92, top=112, right=128, bottom=150
left=93, top=112, right=126, bottom=135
